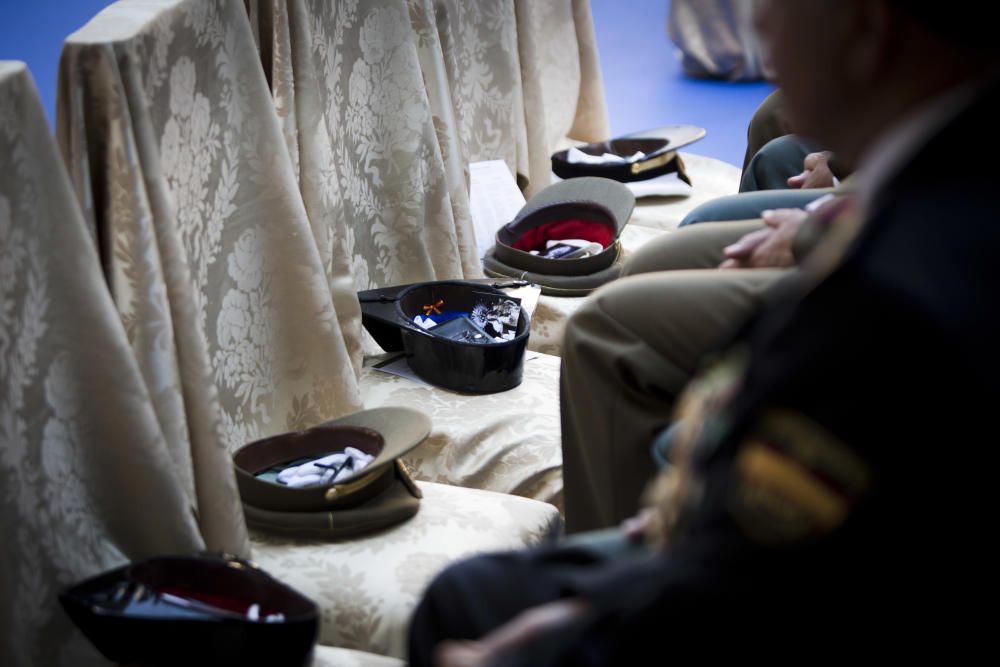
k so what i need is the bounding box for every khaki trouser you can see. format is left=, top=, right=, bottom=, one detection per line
left=560, top=220, right=787, bottom=532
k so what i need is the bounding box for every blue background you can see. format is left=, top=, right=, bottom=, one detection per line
left=0, top=0, right=774, bottom=166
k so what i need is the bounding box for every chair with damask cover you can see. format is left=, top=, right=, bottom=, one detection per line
left=57, top=0, right=561, bottom=658
left=0, top=58, right=229, bottom=667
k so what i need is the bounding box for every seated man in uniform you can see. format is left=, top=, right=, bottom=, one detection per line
left=559, top=196, right=845, bottom=533
left=410, top=0, right=1000, bottom=663
left=739, top=89, right=842, bottom=194
left=688, top=89, right=846, bottom=226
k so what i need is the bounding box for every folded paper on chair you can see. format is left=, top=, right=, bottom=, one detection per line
left=59, top=553, right=319, bottom=667
left=232, top=407, right=430, bottom=539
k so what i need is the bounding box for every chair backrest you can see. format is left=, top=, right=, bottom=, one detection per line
left=57, top=0, right=364, bottom=473
left=246, top=0, right=609, bottom=294
left=247, top=0, right=482, bottom=301
left=0, top=60, right=209, bottom=667
left=514, top=0, right=610, bottom=195
left=668, top=0, right=775, bottom=81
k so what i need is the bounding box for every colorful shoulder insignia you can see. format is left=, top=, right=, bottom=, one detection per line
left=729, top=409, right=871, bottom=545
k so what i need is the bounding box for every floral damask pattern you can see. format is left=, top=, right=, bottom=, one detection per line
left=256, top=0, right=479, bottom=301
left=63, top=0, right=365, bottom=461
left=360, top=353, right=565, bottom=506
left=214, top=229, right=276, bottom=426
left=432, top=0, right=522, bottom=177
left=336, top=0, right=466, bottom=287
left=425, top=0, right=609, bottom=197
left=38, top=355, right=118, bottom=568
left=248, top=0, right=618, bottom=508
left=160, top=56, right=225, bottom=329
left=251, top=481, right=561, bottom=657
left=0, top=185, right=59, bottom=667
left=312, top=646, right=404, bottom=667
left=2, top=61, right=206, bottom=667
left=251, top=0, right=616, bottom=369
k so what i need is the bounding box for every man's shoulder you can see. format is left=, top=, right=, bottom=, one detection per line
left=856, top=80, right=1000, bottom=296
left=893, top=79, right=1000, bottom=189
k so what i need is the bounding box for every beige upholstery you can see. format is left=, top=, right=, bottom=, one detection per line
left=0, top=60, right=215, bottom=667
left=361, top=352, right=564, bottom=506
left=313, top=646, right=404, bottom=667
left=254, top=481, right=561, bottom=657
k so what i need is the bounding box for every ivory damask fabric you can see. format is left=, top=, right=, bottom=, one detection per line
left=418, top=0, right=608, bottom=198
left=0, top=61, right=208, bottom=667
left=246, top=0, right=606, bottom=504
left=252, top=480, right=561, bottom=657
left=514, top=0, right=609, bottom=196
left=250, top=0, right=609, bottom=315
left=313, top=646, right=403, bottom=667
left=360, top=353, right=564, bottom=505
left=58, top=0, right=363, bottom=476
left=247, top=0, right=481, bottom=376
left=426, top=0, right=529, bottom=188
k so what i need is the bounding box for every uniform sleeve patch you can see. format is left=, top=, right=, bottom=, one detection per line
left=729, top=410, right=871, bottom=545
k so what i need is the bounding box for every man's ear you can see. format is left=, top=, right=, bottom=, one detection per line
left=842, top=0, right=896, bottom=86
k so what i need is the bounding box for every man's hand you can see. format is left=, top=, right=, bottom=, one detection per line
left=434, top=599, right=589, bottom=667
left=719, top=208, right=809, bottom=269
left=787, top=151, right=835, bottom=189
left=621, top=508, right=655, bottom=543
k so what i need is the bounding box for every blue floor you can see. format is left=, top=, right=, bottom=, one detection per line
left=589, top=0, right=775, bottom=167
left=1, top=0, right=770, bottom=167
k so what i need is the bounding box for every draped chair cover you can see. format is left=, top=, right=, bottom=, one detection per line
left=58, top=0, right=365, bottom=464
left=513, top=0, right=609, bottom=196
left=249, top=0, right=481, bottom=298
left=248, top=0, right=609, bottom=318
left=667, top=0, right=774, bottom=81
left=245, top=0, right=574, bottom=503
left=359, top=355, right=563, bottom=505
left=0, top=61, right=217, bottom=667
left=251, top=480, right=560, bottom=656
left=55, top=2, right=563, bottom=656
left=405, top=0, right=609, bottom=199
left=245, top=0, right=481, bottom=376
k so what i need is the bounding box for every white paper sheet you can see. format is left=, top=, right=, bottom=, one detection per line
left=469, top=160, right=526, bottom=259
